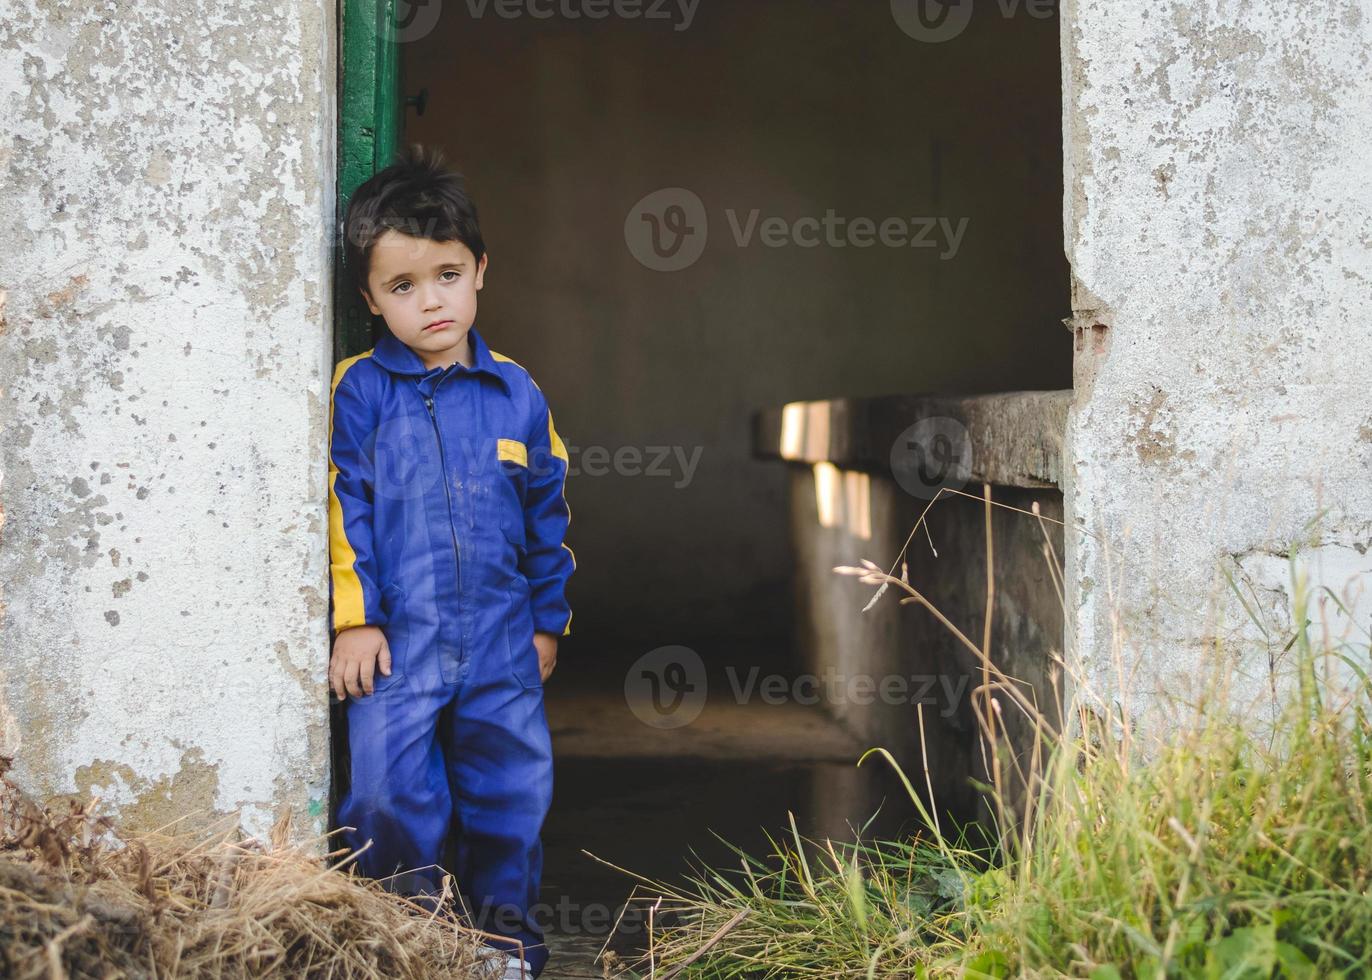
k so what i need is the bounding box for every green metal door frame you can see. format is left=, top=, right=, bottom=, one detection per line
left=335, top=0, right=401, bottom=363
left=330, top=0, right=401, bottom=830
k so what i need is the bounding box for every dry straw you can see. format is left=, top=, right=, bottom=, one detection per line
left=0, top=757, right=501, bottom=979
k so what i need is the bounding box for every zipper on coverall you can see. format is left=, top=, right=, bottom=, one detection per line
left=423, top=388, right=464, bottom=634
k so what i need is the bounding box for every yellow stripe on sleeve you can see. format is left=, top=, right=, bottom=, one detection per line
left=548, top=408, right=577, bottom=573
left=327, top=350, right=374, bottom=631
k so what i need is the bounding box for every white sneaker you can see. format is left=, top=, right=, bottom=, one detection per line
left=473, top=946, right=530, bottom=980
left=471, top=946, right=504, bottom=979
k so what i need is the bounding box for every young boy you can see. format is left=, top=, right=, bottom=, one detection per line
left=328, top=144, right=574, bottom=980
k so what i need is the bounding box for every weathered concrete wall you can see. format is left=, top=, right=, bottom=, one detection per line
left=0, top=2, right=336, bottom=839
left=1061, top=2, right=1372, bottom=721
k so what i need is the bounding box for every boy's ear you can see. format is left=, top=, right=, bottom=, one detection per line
left=474, top=252, right=488, bottom=291
left=359, top=287, right=381, bottom=315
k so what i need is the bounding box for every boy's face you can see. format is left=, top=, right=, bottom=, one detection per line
left=361, top=230, right=488, bottom=369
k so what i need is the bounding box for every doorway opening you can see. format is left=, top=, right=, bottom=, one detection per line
left=340, top=0, right=1068, bottom=970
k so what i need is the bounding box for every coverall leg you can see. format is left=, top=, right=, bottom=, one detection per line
left=446, top=635, right=554, bottom=974
left=338, top=631, right=554, bottom=977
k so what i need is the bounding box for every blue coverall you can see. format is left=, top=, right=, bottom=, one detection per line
left=327, top=324, right=575, bottom=977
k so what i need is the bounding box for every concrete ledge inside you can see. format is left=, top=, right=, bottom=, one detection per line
left=753, top=389, right=1071, bottom=488
left=753, top=390, right=1071, bottom=824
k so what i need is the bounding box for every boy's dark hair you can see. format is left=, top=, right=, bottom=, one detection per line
left=343, top=143, right=486, bottom=294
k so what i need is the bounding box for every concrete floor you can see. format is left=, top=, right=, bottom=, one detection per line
left=536, top=686, right=917, bottom=979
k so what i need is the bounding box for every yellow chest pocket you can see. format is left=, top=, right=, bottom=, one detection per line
left=497, top=438, right=528, bottom=468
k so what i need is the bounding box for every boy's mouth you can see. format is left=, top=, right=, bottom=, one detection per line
left=423, top=320, right=453, bottom=332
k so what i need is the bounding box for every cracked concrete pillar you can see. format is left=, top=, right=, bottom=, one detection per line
left=1061, top=1, right=1372, bottom=722
left=0, top=2, right=336, bottom=839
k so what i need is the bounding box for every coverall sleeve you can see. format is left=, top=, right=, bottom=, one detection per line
left=522, top=386, right=576, bottom=637
left=328, top=365, right=386, bottom=632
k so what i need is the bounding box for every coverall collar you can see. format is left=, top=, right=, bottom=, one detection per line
left=370, top=324, right=511, bottom=394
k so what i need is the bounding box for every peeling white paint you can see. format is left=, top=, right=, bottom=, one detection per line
left=1061, top=0, right=1372, bottom=725
left=0, top=2, right=337, bottom=839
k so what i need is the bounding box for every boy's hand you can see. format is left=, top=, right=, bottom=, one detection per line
left=330, top=625, right=392, bottom=701
left=534, top=631, right=558, bottom=682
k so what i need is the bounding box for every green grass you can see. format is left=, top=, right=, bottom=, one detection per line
left=619, top=540, right=1372, bottom=978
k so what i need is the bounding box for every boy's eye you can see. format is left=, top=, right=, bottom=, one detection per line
left=390, top=272, right=457, bottom=294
